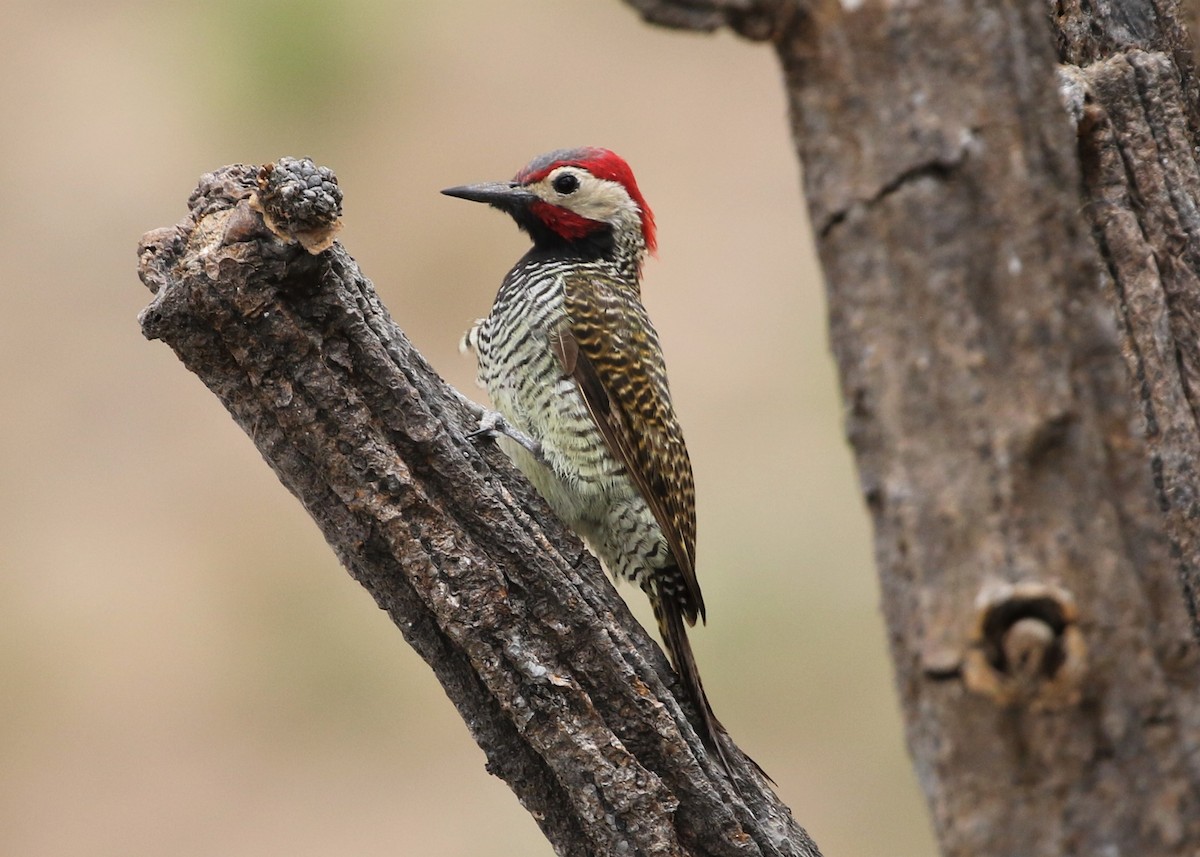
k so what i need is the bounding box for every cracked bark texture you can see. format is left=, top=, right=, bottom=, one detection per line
left=137, top=165, right=819, bottom=857
left=627, top=0, right=1200, bottom=854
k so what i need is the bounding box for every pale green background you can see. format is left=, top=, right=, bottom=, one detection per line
left=0, top=2, right=936, bottom=854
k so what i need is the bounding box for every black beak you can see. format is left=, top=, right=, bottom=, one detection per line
left=441, top=181, right=536, bottom=208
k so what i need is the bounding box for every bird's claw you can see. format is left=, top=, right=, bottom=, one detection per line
left=468, top=409, right=543, bottom=458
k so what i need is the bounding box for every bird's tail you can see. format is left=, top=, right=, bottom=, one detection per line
left=650, top=587, right=738, bottom=781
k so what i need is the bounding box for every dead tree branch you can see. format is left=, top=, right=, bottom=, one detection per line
left=136, top=161, right=818, bottom=857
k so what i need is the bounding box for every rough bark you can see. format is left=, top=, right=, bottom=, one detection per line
left=136, top=163, right=818, bottom=857
left=622, top=0, right=1200, bottom=854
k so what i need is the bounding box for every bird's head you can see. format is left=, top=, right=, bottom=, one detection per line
left=442, top=147, right=656, bottom=266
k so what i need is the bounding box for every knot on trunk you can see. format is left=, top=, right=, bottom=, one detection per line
left=963, top=580, right=1087, bottom=709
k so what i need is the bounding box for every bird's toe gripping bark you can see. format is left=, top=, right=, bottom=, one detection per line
left=467, top=408, right=544, bottom=459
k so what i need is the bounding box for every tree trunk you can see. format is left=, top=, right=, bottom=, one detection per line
left=137, top=161, right=819, bottom=857
left=624, top=0, right=1200, bottom=853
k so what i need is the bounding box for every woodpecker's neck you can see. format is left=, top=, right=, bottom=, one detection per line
left=516, top=215, right=647, bottom=285
left=608, top=210, right=650, bottom=280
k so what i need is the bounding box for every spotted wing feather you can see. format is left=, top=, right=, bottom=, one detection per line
left=552, top=271, right=704, bottom=624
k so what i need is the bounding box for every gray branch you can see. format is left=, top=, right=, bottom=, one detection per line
left=136, top=162, right=819, bottom=857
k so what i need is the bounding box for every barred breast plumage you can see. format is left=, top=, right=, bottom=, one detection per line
left=465, top=256, right=678, bottom=593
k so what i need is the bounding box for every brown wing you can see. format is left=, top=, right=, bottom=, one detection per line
left=551, top=272, right=704, bottom=624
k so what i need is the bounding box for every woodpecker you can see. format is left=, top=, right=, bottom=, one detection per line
left=444, top=147, right=738, bottom=779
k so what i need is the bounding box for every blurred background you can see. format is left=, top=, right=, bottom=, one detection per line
left=0, top=2, right=935, bottom=854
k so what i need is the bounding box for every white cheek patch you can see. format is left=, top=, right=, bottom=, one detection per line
left=532, top=172, right=641, bottom=228
left=566, top=178, right=640, bottom=223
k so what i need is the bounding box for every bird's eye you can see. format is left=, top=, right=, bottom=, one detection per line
left=552, top=173, right=580, bottom=195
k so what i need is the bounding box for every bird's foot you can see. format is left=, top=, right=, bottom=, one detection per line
left=467, top=408, right=543, bottom=459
